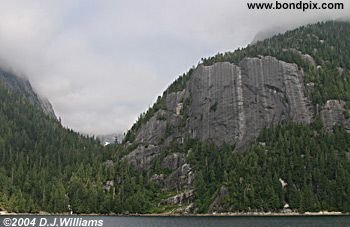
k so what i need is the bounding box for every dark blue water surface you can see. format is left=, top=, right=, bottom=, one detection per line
left=101, top=216, right=350, bottom=227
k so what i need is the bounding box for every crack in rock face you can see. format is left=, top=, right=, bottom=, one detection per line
left=186, top=56, right=312, bottom=149
left=126, top=56, right=314, bottom=170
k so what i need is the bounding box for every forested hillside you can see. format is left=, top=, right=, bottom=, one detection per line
left=0, top=21, right=350, bottom=214
left=190, top=123, right=350, bottom=213
left=122, top=21, right=350, bottom=213
left=0, top=81, right=159, bottom=213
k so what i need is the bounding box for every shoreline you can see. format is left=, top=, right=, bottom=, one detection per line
left=127, top=211, right=348, bottom=217
left=1, top=211, right=349, bottom=217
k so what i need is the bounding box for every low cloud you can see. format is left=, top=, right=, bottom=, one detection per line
left=0, top=0, right=348, bottom=135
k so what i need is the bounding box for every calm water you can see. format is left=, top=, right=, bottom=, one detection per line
left=101, top=216, right=350, bottom=227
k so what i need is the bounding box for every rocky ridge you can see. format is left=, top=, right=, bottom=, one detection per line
left=125, top=56, right=314, bottom=172
left=124, top=54, right=350, bottom=205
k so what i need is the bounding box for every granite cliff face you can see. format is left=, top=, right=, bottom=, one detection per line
left=125, top=56, right=314, bottom=173
left=124, top=53, right=350, bottom=202
left=186, top=56, right=313, bottom=148
left=0, top=68, right=56, bottom=118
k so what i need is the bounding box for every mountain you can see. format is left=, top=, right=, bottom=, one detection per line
left=0, top=21, right=350, bottom=214
left=122, top=21, right=350, bottom=213
left=0, top=69, right=56, bottom=118
left=126, top=57, right=313, bottom=153
left=0, top=69, right=149, bottom=214
left=123, top=20, right=350, bottom=168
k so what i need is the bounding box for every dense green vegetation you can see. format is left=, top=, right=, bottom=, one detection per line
left=144, top=118, right=350, bottom=213
left=187, top=122, right=350, bottom=213
left=202, top=21, right=350, bottom=106
left=1, top=21, right=350, bottom=214
left=0, top=82, right=160, bottom=214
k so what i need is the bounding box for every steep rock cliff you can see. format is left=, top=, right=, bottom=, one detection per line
left=125, top=56, right=314, bottom=171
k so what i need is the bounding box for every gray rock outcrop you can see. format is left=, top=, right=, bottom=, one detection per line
left=160, top=190, right=194, bottom=206
left=321, top=100, right=350, bottom=131
left=150, top=173, right=165, bottom=186
left=283, top=48, right=316, bottom=66
left=130, top=56, right=313, bottom=152
left=124, top=145, right=160, bottom=171
left=164, top=163, right=194, bottom=190
left=161, top=153, right=185, bottom=170
left=148, top=163, right=194, bottom=190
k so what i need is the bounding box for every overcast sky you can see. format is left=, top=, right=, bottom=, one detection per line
left=0, top=0, right=348, bottom=135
